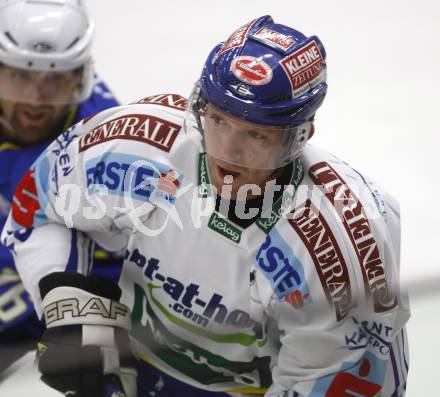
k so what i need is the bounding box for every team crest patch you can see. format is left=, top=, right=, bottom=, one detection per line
left=230, top=56, right=273, bottom=86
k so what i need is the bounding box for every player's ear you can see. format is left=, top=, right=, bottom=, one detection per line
left=307, top=122, right=315, bottom=141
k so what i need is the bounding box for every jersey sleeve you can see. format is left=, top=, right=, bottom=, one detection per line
left=261, top=169, right=410, bottom=396
left=0, top=214, right=38, bottom=336
left=0, top=80, right=120, bottom=340
left=1, top=104, right=184, bottom=317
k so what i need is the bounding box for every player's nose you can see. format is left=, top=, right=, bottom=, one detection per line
left=218, top=128, right=246, bottom=162
left=23, top=80, right=50, bottom=103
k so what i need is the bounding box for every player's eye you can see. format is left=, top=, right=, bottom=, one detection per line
left=11, top=70, right=31, bottom=83
left=209, top=114, right=225, bottom=126
left=247, top=130, right=268, bottom=141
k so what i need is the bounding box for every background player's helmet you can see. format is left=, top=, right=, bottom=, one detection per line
left=186, top=15, right=328, bottom=169
left=0, top=0, right=94, bottom=104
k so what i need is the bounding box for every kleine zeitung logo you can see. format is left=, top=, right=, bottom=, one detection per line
left=280, top=40, right=324, bottom=95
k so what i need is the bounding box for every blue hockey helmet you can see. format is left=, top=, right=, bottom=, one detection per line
left=200, top=15, right=327, bottom=126
left=186, top=16, right=328, bottom=169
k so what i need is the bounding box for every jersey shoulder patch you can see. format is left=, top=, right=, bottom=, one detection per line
left=77, top=105, right=184, bottom=154
left=132, top=93, right=188, bottom=112
left=301, top=146, right=398, bottom=314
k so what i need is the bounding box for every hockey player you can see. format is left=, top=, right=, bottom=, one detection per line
left=0, top=0, right=120, bottom=372
left=2, top=15, right=409, bottom=397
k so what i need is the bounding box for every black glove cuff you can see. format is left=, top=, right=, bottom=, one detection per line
left=39, top=272, right=121, bottom=301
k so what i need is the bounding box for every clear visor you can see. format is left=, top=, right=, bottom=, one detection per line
left=0, top=59, right=94, bottom=105
left=184, top=82, right=311, bottom=170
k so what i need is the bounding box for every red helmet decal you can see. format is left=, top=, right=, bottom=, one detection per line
left=216, top=19, right=257, bottom=57
left=280, top=40, right=324, bottom=97
left=230, top=56, right=273, bottom=86
left=253, top=27, right=296, bottom=51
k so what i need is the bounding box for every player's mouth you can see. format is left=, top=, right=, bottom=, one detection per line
left=217, top=165, right=241, bottom=180
left=17, top=107, right=51, bottom=125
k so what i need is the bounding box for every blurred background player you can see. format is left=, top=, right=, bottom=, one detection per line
left=0, top=0, right=120, bottom=372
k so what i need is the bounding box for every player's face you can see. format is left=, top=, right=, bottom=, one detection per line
left=204, top=105, right=286, bottom=199
left=0, top=65, right=80, bottom=145
left=0, top=98, right=70, bottom=145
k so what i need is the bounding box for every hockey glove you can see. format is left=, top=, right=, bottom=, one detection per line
left=37, top=272, right=137, bottom=397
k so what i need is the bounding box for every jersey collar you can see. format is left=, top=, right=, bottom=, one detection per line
left=196, top=152, right=304, bottom=245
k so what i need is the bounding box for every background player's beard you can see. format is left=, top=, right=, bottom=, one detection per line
left=1, top=102, right=69, bottom=146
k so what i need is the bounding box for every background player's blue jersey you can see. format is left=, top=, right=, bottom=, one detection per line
left=0, top=76, right=121, bottom=349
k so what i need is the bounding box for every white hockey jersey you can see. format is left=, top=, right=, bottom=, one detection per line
left=1, top=94, right=410, bottom=396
